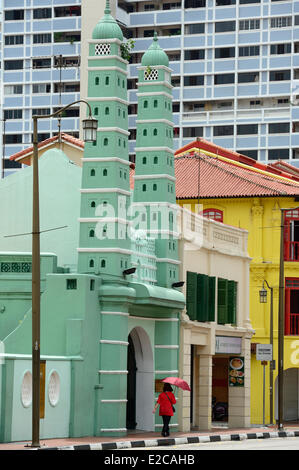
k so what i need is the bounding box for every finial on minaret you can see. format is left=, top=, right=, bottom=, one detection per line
left=153, top=31, right=158, bottom=41
left=104, top=0, right=111, bottom=14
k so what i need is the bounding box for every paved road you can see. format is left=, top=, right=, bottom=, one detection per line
left=142, top=436, right=299, bottom=451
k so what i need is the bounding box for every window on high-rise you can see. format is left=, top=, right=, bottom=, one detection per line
left=183, top=127, right=203, bottom=137
left=33, top=34, right=52, bottom=44
left=239, top=0, right=261, bottom=3
left=32, top=58, right=51, bottom=68
left=270, top=17, right=292, bottom=28
left=163, top=2, right=181, bottom=9
left=238, top=150, right=258, bottom=160
left=32, top=83, right=51, bottom=94
left=54, top=6, right=81, bottom=17
left=214, top=73, right=235, bottom=85
left=268, top=148, right=289, bottom=160
left=213, top=125, right=234, bottom=136
left=184, top=76, right=204, bottom=86
left=185, top=24, right=205, bottom=34
left=270, top=43, right=292, bottom=55
left=268, top=123, right=290, bottom=134
left=216, top=0, right=236, bottom=5
left=215, top=47, right=235, bottom=58
left=4, top=85, right=23, bottom=95
left=4, top=134, right=22, bottom=144
left=185, top=49, right=205, bottom=60
left=33, top=8, right=52, bottom=19
left=5, top=10, right=24, bottom=21
left=215, top=21, right=236, bottom=33
left=4, top=60, right=23, bottom=70
left=239, top=46, right=260, bottom=57
left=54, top=32, right=81, bottom=43
left=239, top=19, right=260, bottom=30
left=269, top=70, right=291, bottom=81
left=5, top=35, right=24, bottom=46
left=185, top=0, right=206, bottom=7
left=238, top=72, right=259, bottom=83
left=4, top=109, right=22, bottom=120
left=237, top=124, right=258, bottom=135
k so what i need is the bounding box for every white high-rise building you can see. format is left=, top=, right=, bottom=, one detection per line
left=3, top=0, right=299, bottom=175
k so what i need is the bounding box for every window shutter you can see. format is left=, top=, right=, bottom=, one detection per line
left=186, top=271, right=197, bottom=321
left=208, top=276, right=216, bottom=321
left=227, top=281, right=237, bottom=325
left=197, top=273, right=209, bottom=321
left=217, top=278, right=228, bottom=324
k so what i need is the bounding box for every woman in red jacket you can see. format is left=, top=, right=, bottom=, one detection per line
left=153, top=383, right=176, bottom=437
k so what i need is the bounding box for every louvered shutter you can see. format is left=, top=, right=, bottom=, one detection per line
left=197, top=273, right=209, bottom=321
left=217, top=278, right=228, bottom=324
left=208, top=276, right=216, bottom=321
left=186, top=271, right=197, bottom=321
left=227, top=280, right=237, bottom=325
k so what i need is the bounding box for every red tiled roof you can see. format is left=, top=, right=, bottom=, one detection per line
left=10, top=133, right=84, bottom=161
left=175, top=138, right=299, bottom=183
left=175, top=152, right=299, bottom=199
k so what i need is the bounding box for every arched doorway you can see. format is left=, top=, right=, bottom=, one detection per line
left=126, top=327, right=154, bottom=431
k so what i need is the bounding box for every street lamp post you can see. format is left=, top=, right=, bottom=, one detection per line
left=30, top=100, right=97, bottom=447
left=259, top=280, right=274, bottom=425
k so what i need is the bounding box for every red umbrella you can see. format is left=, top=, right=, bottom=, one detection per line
left=162, top=377, right=191, bottom=391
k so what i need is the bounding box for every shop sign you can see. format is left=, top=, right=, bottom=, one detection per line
left=229, top=356, right=244, bottom=387
left=215, top=336, right=242, bottom=355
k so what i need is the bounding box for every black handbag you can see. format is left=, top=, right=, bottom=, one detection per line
left=165, top=392, right=175, bottom=413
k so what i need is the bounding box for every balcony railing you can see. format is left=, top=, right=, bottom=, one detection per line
left=284, top=241, right=299, bottom=261
left=286, top=313, right=299, bottom=336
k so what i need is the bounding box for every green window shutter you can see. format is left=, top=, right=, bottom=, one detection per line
left=186, top=271, right=197, bottom=321
left=197, top=273, right=209, bottom=321
left=217, top=278, right=228, bottom=324
left=208, top=276, right=216, bottom=321
left=227, top=281, right=237, bottom=325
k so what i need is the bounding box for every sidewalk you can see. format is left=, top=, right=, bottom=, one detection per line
left=1, top=423, right=299, bottom=450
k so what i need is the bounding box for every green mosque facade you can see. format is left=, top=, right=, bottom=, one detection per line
left=0, top=3, right=184, bottom=442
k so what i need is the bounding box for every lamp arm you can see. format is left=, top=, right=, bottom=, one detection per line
left=263, top=280, right=272, bottom=291
left=32, top=99, right=93, bottom=121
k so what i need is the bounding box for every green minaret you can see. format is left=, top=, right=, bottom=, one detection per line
left=133, top=33, right=179, bottom=287
left=77, top=0, right=131, bottom=279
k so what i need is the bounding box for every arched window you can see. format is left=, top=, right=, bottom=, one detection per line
left=89, top=259, right=94, bottom=268
left=153, top=183, right=157, bottom=191
left=90, top=169, right=95, bottom=176
left=91, top=201, right=96, bottom=208
left=142, top=184, right=146, bottom=192
left=202, top=209, right=223, bottom=223
left=103, top=138, right=108, bottom=146
left=154, top=156, right=158, bottom=164
left=142, top=156, right=147, bottom=164
left=144, top=100, right=148, bottom=108
left=101, top=259, right=106, bottom=268
left=105, top=76, right=109, bottom=85
left=103, top=169, right=108, bottom=176
left=153, top=128, right=158, bottom=136
left=143, top=129, right=147, bottom=136
left=154, top=99, right=158, bottom=108
left=94, top=107, right=99, bottom=115
left=105, top=107, right=109, bottom=115
left=89, top=229, right=95, bottom=238
left=95, top=77, right=99, bottom=85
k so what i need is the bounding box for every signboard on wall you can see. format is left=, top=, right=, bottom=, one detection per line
left=229, top=356, right=244, bottom=387
left=256, top=344, right=273, bottom=361
left=215, top=336, right=242, bottom=355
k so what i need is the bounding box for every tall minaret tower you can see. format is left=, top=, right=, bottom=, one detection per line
left=77, top=1, right=131, bottom=279
left=133, top=34, right=179, bottom=287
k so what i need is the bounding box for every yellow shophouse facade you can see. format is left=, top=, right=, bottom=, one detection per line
left=175, top=139, right=299, bottom=425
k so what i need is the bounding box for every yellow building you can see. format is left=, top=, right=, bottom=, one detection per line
left=175, top=138, right=299, bottom=425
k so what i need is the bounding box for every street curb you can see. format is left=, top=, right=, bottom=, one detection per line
left=38, top=430, right=299, bottom=450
